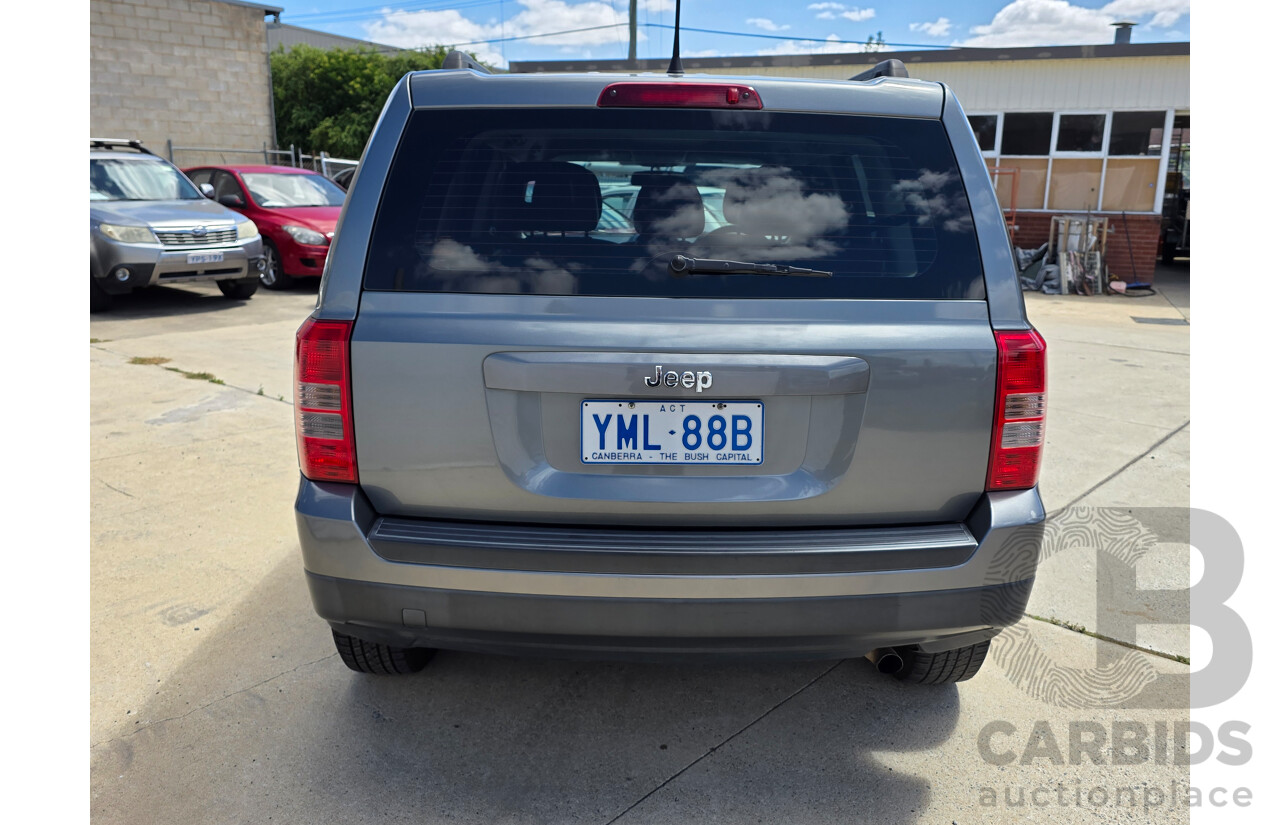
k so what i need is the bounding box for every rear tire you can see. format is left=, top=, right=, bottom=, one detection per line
left=90, top=278, right=113, bottom=313
left=894, top=641, right=990, bottom=684
left=259, top=240, right=293, bottom=289
left=332, top=629, right=434, bottom=675
left=217, top=277, right=258, bottom=300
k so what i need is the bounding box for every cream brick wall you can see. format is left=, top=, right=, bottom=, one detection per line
left=91, top=0, right=275, bottom=166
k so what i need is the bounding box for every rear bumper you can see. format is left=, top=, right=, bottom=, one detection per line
left=296, top=479, right=1043, bottom=660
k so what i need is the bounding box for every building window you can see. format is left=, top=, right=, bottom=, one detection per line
left=1001, top=113, right=1053, bottom=156
left=994, top=158, right=1049, bottom=210
left=1055, top=114, right=1106, bottom=152
left=1108, top=111, right=1165, bottom=156
left=1102, top=159, right=1161, bottom=211
left=1048, top=159, right=1104, bottom=210
left=967, top=115, right=998, bottom=152
left=1103, top=110, right=1169, bottom=211
left=989, top=109, right=1171, bottom=214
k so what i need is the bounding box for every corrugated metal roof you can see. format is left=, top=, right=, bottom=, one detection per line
left=509, top=42, right=1189, bottom=113
left=691, top=56, right=1190, bottom=111
left=510, top=41, right=1189, bottom=74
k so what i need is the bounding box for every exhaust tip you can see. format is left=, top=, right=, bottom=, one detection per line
left=865, top=647, right=905, bottom=675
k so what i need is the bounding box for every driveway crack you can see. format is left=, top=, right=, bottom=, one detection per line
left=90, top=652, right=336, bottom=748
left=1046, top=419, right=1189, bottom=519
left=1051, top=338, right=1189, bottom=357
left=99, top=480, right=134, bottom=498
left=603, top=659, right=845, bottom=825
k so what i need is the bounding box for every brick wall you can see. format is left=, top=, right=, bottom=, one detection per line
left=1009, top=212, right=1162, bottom=283
left=90, top=0, right=274, bottom=165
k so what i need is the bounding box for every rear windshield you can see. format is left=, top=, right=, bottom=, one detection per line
left=364, top=108, right=984, bottom=300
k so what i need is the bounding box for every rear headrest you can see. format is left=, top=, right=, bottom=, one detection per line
left=631, top=173, right=704, bottom=240
left=493, top=161, right=602, bottom=233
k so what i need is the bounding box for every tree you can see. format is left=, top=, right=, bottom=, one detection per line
left=270, top=45, right=453, bottom=159
left=863, top=31, right=886, bottom=53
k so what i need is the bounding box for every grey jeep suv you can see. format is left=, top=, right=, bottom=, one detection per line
left=90, top=139, right=264, bottom=311
left=294, top=61, right=1047, bottom=683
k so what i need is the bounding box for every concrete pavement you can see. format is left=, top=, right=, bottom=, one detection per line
left=90, top=274, right=1194, bottom=823
left=1024, top=269, right=1190, bottom=662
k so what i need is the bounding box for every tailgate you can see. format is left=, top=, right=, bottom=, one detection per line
left=352, top=293, right=995, bottom=526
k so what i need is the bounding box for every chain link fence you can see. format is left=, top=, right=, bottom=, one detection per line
left=166, top=141, right=357, bottom=178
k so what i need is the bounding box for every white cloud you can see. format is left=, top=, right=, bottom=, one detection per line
left=806, top=3, right=876, bottom=23
left=840, top=8, right=875, bottom=22
left=909, top=17, right=952, bottom=37
left=747, top=18, right=790, bottom=32
left=365, top=0, right=647, bottom=68
left=1106, top=0, right=1188, bottom=28
left=960, top=0, right=1190, bottom=47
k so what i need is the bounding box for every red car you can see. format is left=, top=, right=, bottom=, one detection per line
left=183, top=165, right=345, bottom=289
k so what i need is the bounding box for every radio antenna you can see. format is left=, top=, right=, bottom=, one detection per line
left=667, top=0, right=684, bottom=75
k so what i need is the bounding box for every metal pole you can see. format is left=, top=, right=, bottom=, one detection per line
left=167, top=138, right=173, bottom=162
left=628, top=0, right=637, bottom=67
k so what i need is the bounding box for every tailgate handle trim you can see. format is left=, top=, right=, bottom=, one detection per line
left=483, top=352, right=869, bottom=396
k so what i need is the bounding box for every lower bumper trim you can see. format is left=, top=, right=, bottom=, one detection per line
left=307, top=571, right=1033, bottom=661
left=370, top=517, right=978, bottom=575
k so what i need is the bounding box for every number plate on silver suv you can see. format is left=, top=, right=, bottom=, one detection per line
left=581, top=400, right=763, bottom=465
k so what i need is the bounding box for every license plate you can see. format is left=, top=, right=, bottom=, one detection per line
left=187, top=252, right=224, bottom=264
left=581, top=400, right=763, bottom=465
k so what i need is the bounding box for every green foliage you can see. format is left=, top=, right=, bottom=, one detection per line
left=270, top=45, right=453, bottom=159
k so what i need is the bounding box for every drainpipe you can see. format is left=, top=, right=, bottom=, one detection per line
left=264, top=14, right=279, bottom=154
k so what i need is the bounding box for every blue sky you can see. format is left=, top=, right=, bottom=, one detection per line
left=276, top=1, right=1190, bottom=68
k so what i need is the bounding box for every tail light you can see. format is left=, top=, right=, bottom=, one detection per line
left=597, top=82, right=763, bottom=109
left=295, top=317, right=357, bottom=483
left=986, top=328, right=1047, bottom=491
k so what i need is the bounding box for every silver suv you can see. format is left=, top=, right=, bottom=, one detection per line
left=90, top=139, right=264, bottom=311
left=294, top=61, right=1047, bottom=684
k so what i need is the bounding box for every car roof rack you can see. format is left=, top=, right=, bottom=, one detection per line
left=90, top=138, right=155, bottom=155
left=848, top=59, right=909, bottom=82
left=442, top=50, right=490, bottom=73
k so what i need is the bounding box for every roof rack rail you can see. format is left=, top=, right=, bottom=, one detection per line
left=442, top=50, right=490, bottom=73
left=848, top=59, right=909, bottom=82
left=89, top=138, right=155, bottom=155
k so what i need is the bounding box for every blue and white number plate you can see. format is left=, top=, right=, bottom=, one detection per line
left=582, top=400, right=763, bottom=465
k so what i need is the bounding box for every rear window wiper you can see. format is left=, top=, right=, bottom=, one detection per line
left=668, top=254, right=832, bottom=278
